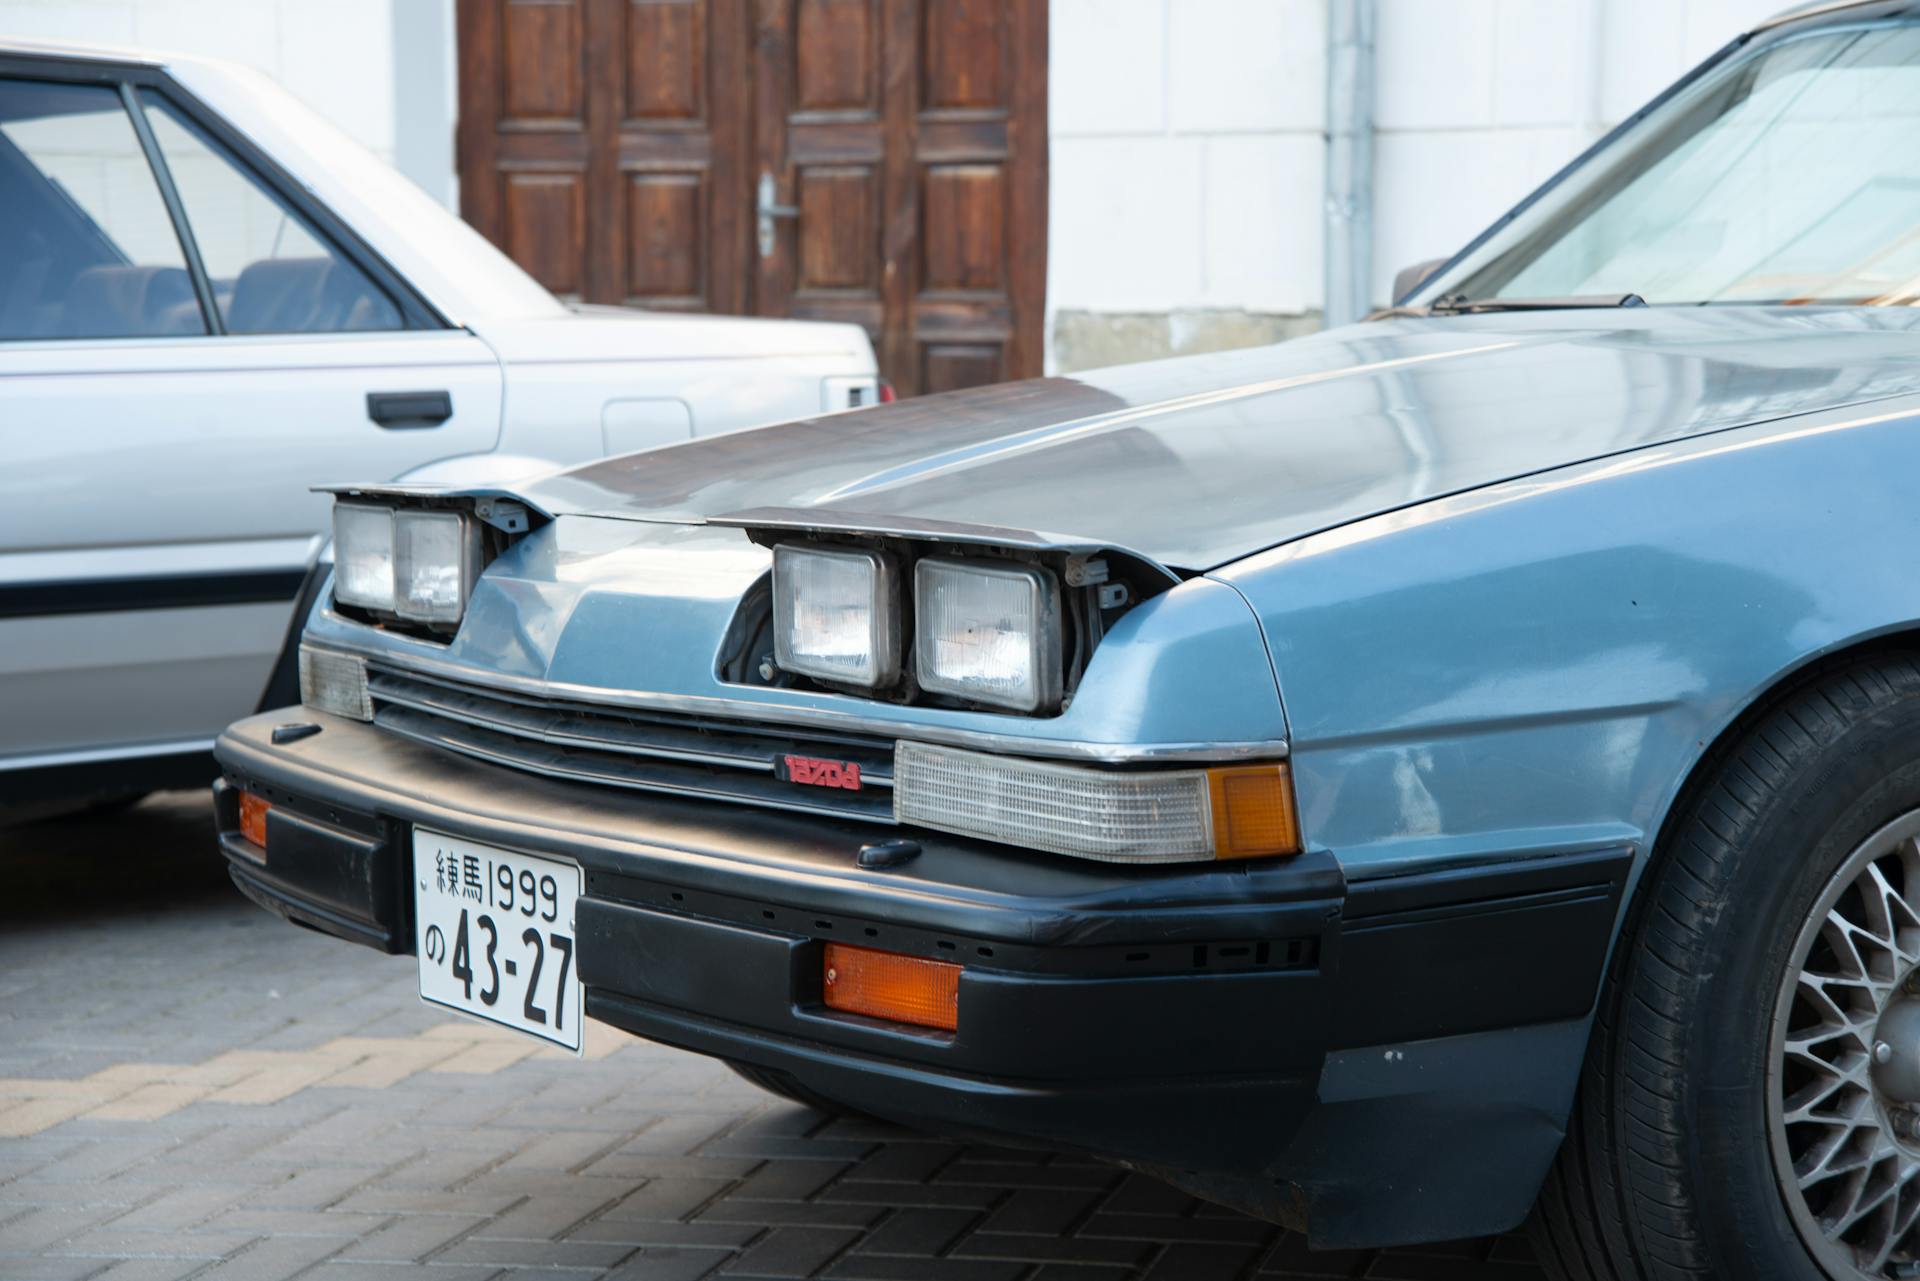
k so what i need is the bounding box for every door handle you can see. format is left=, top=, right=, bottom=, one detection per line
left=367, top=390, right=452, bottom=429
left=758, top=170, right=799, bottom=259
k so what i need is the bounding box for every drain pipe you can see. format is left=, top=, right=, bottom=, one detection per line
left=1324, top=0, right=1376, bottom=327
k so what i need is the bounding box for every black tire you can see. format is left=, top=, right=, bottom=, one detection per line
left=724, top=1059, right=868, bottom=1118
left=1532, top=654, right=1920, bottom=1280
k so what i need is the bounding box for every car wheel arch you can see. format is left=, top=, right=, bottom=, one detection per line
left=1641, top=623, right=1920, bottom=898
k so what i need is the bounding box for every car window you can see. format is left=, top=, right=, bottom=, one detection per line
left=0, top=78, right=207, bottom=341
left=138, top=90, right=403, bottom=334
left=1425, top=22, right=1920, bottom=307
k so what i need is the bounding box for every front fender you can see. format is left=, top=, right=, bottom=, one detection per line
left=1206, top=393, right=1920, bottom=1245
left=1219, top=396, right=1920, bottom=882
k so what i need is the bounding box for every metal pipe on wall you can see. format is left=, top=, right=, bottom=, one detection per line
left=1324, top=0, right=1376, bottom=326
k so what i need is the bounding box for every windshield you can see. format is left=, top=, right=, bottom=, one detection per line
left=1418, top=21, right=1920, bottom=308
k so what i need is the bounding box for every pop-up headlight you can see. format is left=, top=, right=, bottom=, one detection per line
left=914, top=557, right=1062, bottom=712
left=331, top=501, right=482, bottom=630
left=772, top=544, right=901, bottom=688
left=332, top=503, right=396, bottom=613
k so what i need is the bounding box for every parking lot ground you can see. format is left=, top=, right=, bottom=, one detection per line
left=0, top=793, right=1545, bottom=1281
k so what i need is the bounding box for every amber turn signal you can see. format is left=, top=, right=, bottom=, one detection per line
left=1207, top=763, right=1302, bottom=859
left=823, top=943, right=960, bottom=1032
left=238, top=791, right=270, bottom=850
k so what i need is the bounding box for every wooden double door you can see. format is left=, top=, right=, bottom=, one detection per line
left=456, top=0, right=1047, bottom=395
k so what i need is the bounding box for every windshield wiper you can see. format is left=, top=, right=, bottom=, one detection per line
left=1426, top=292, right=1647, bottom=315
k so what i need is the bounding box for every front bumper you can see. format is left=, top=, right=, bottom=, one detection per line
left=215, top=707, right=1629, bottom=1248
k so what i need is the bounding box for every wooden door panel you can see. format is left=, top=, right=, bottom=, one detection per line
left=922, top=164, right=1003, bottom=291
left=460, top=0, right=1043, bottom=393
left=766, top=0, right=1041, bottom=393
left=501, top=0, right=586, bottom=122
left=922, top=0, right=1003, bottom=109
left=794, top=0, right=881, bottom=111
left=461, top=0, right=747, bottom=311
left=627, top=0, right=706, bottom=119
left=797, top=167, right=879, bottom=290
left=627, top=172, right=705, bottom=301
left=923, top=342, right=1002, bottom=393
left=503, top=171, right=587, bottom=295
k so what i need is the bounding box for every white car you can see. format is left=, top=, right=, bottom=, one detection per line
left=0, top=39, right=881, bottom=815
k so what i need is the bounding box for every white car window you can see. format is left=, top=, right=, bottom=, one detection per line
left=0, top=77, right=207, bottom=340
left=138, top=89, right=404, bottom=335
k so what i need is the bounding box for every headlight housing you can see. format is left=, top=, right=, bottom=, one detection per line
left=771, top=544, right=900, bottom=688
left=755, top=533, right=1153, bottom=716
left=331, top=502, right=482, bottom=630
left=914, top=557, right=1062, bottom=712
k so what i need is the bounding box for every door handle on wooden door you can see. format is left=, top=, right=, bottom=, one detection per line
left=757, top=170, right=799, bottom=258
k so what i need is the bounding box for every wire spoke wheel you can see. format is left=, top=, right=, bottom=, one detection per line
left=1773, top=812, right=1920, bottom=1278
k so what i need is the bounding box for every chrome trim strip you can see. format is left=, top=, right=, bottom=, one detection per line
left=306, top=638, right=1290, bottom=764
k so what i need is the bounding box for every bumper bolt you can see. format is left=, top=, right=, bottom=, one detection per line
left=1879, top=1041, right=1896, bottom=1065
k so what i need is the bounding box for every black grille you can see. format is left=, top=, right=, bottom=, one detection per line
left=366, top=667, right=896, bottom=823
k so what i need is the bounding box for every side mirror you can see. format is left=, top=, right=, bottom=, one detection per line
left=1392, top=258, right=1448, bottom=304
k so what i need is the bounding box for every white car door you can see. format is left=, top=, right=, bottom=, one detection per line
left=0, top=70, right=502, bottom=772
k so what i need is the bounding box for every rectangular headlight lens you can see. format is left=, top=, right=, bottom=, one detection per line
left=914, top=558, right=1061, bottom=712
left=332, top=503, right=394, bottom=612
left=772, top=544, right=900, bottom=687
left=893, top=742, right=1300, bottom=864
left=297, top=644, right=371, bottom=721
left=394, top=510, right=476, bottom=625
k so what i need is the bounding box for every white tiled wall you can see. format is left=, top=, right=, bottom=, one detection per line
left=1048, top=0, right=1327, bottom=334
left=0, top=0, right=428, bottom=189
left=1048, top=0, right=1800, bottom=348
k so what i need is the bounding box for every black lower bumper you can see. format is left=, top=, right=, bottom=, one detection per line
left=214, top=708, right=1630, bottom=1249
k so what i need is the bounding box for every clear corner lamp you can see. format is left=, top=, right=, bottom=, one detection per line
left=772, top=544, right=901, bottom=687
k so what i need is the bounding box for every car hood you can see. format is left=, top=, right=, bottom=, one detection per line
left=519, top=307, right=1920, bottom=571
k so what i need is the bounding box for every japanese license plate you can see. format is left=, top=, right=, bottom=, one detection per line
left=412, top=830, right=583, bottom=1052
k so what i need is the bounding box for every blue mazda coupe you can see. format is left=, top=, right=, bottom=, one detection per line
left=215, top=4, right=1920, bottom=1277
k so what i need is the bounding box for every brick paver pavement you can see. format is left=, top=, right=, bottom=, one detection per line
left=0, top=793, right=1545, bottom=1281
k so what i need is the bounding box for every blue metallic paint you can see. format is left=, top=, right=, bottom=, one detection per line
left=302, top=516, right=1290, bottom=759
left=1222, top=395, right=1920, bottom=881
